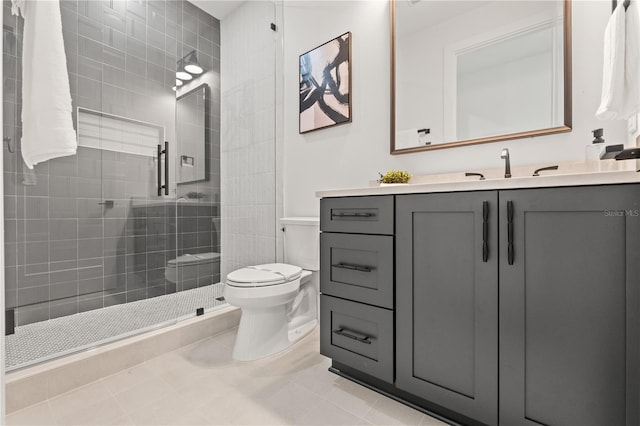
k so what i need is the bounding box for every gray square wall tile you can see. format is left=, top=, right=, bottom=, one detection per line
left=23, top=197, right=48, bottom=220
left=4, top=219, right=17, bottom=243
left=126, top=0, right=146, bottom=20
left=78, top=36, right=103, bottom=62
left=24, top=242, right=49, bottom=265
left=23, top=219, right=49, bottom=242
left=126, top=36, right=146, bottom=59
left=50, top=197, right=77, bottom=219
left=50, top=176, right=78, bottom=197
left=104, top=8, right=127, bottom=33
left=78, top=238, right=104, bottom=259
left=103, top=27, right=127, bottom=51
left=78, top=0, right=102, bottom=22
left=78, top=15, right=103, bottom=43
left=126, top=16, right=146, bottom=43
left=148, top=27, right=165, bottom=50
left=50, top=240, right=78, bottom=263
left=79, top=218, right=103, bottom=239
left=50, top=219, right=78, bottom=241
left=77, top=56, right=103, bottom=81
left=103, top=45, right=126, bottom=69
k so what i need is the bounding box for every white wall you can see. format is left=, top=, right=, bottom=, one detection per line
left=283, top=0, right=629, bottom=217
left=221, top=1, right=281, bottom=276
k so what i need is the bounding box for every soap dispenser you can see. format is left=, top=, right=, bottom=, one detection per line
left=585, top=128, right=605, bottom=171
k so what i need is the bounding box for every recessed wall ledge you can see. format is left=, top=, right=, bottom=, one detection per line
left=129, top=198, right=217, bottom=207
left=317, top=160, right=640, bottom=198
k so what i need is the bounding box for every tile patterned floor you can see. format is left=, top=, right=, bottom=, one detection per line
left=6, top=284, right=225, bottom=371
left=5, top=327, right=450, bottom=426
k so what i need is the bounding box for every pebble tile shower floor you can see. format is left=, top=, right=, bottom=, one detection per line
left=5, top=283, right=225, bottom=370
left=5, top=326, right=450, bottom=426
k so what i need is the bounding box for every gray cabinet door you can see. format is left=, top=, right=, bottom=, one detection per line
left=499, top=185, right=640, bottom=426
left=396, top=191, right=499, bottom=426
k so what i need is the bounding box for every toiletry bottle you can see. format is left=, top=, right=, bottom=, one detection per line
left=585, top=128, right=605, bottom=171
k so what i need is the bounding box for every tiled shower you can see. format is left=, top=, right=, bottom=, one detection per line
left=2, top=0, right=281, bottom=368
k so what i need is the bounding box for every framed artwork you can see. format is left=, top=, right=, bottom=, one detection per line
left=299, top=32, right=352, bottom=134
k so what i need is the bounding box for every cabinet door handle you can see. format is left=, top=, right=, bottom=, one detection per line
left=507, top=200, right=514, bottom=265
left=157, top=142, right=169, bottom=196
left=163, top=141, right=169, bottom=196
left=482, top=200, right=489, bottom=262
left=332, top=328, right=372, bottom=344
left=157, top=143, right=163, bottom=196
left=331, top=212, right=376, bottom=218
left=332, top=263, right=373, bottom=273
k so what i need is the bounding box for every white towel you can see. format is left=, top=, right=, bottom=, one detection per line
left=13, top=0, right=77, bottom=169
left=596, top=2, right=627, bottom=120
left=624, top=2, right=640, bottom=117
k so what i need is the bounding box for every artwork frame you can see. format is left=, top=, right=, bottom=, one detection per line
left=299, top=32, right=352, bottom=134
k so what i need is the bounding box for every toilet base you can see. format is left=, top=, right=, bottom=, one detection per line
left=288, top=318, right=317, bottom=342
left=232, top=305, right=292, bottom=361
left=232, top=309, right=318, bottom=362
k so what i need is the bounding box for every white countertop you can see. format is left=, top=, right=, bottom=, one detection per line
left=316, top=162, right=640, bottom=198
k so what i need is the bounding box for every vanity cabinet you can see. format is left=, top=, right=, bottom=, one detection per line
left=320, top=184, right=640, bottom=426
left=395, top=191, right=499, bottom=426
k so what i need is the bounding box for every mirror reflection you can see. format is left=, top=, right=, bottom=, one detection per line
left=392, top=0, right=571, bottom=153
left=177, top=84, right=209, bottom=184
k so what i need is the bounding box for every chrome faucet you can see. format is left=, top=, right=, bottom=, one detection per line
left=501, top=148, right=511, bottom=178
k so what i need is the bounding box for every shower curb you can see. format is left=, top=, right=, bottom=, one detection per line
left=4, top=306, right=240, bottom=414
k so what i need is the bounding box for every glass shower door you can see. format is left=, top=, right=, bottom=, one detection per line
left=3, top=0, right=226, bottom=371
left=84, top=0, right=180, bottom=312
left=2, top=0, right=180, bottom=370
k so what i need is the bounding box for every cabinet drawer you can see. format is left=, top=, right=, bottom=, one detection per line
left=321, top=233, right=393, bottom=308
left=320, top=196, right=394, bottom=235
left=320, top=295, right=394, bottom=383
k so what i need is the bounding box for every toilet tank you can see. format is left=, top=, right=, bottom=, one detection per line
left=281, top=217, right=319, bottom=271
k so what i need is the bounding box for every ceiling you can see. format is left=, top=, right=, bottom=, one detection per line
left=191, top=0, right=245, bottom=20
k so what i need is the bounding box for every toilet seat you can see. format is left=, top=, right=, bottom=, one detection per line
left=227, top=263, right=302, bottom=287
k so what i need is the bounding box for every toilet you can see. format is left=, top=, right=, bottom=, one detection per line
left=224, top=217, right=319, bottom=361
left=165, top=252, right=221, bottom=285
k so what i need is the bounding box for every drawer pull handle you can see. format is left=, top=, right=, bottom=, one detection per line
left=332, top=263, right=373, bottom=273
left=331, top=212, right=376, bottom=218
left=332, top=328, right=372, bottom=344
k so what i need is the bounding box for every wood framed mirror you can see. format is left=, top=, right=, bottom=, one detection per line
left=390, top=0, right=572, bottom=154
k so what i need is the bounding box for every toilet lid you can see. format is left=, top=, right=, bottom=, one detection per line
left=226, top=263, right=302, bottom=287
